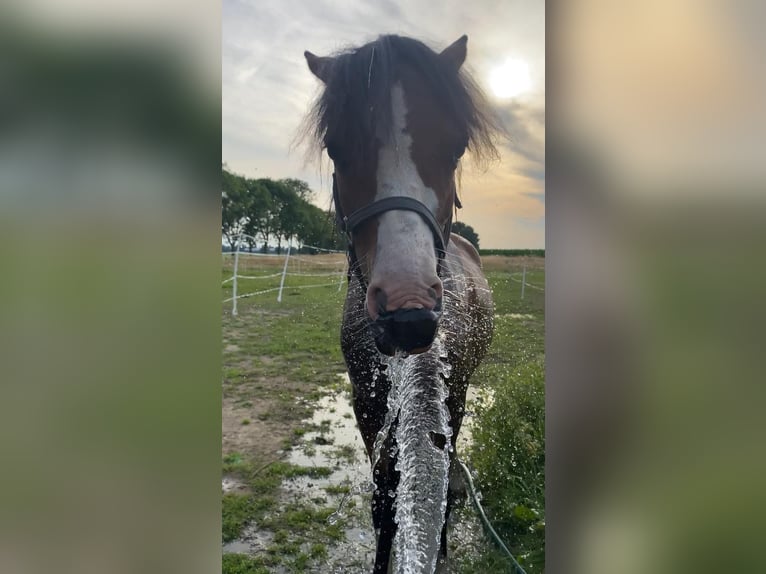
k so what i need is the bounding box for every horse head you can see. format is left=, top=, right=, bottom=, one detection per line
left=304, top=35, right=495, bottom=356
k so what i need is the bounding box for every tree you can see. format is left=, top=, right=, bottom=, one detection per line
left=221, top=167, right=345, bottom=253
left=280, top=178, right=313, bottom=201
left=276, top=185, right=306, bottom=250
left=222, top=168, right=250, bottom=252
left=255, top=178, right=286, bottom=252
left=242, top=180, right=272, bottom=251
left=297, top=203, right=346, bottom=251
left=452, top=221, right=480, bottom=250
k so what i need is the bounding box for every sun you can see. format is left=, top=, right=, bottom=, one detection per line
left=489, top=58, right=532, bottom=99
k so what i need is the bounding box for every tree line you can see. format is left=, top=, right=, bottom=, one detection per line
left=222, top=166, right=346, bottom=253
left=222, top=165, right=481, bottom=253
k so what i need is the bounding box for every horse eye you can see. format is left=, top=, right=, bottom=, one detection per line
left=326, top=143, right=351, bottom=171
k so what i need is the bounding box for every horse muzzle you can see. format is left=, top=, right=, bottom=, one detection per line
left=369, top=304, right=442, bottom=356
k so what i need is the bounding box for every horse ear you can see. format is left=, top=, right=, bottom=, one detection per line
left=439, top=35, right=468, bottom=71
left=304, top=51, right=333, bottom=83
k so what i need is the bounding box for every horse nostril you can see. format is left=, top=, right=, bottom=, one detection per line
left=372, top=288, right=387, bottom=314
left=372, top=307, right=440, bottom=354
left=429, top=281, right=443, bottom=302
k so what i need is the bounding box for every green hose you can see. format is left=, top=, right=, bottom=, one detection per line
left=457, top=459, right=528, bottom=574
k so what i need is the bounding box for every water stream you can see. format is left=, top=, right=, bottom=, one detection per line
left=387, top=336, right=453, bottom=573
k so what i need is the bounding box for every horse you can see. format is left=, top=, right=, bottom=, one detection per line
left=301, top=34, right=499, bottom=573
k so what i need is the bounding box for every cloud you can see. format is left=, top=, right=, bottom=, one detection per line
left=222, top=0, right=545, bottom=246
left=495, top=101, right=545, bottom=169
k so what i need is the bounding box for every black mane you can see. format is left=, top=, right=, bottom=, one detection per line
left=299, top=34, right=500, bottom=166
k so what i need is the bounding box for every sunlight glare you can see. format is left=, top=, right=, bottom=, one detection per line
left=489, top=58, right=532, bottom=99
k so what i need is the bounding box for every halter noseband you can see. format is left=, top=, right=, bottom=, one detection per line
left=332, top=173, right=455, bottom=287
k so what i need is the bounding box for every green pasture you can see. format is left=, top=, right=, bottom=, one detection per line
left=221, top=255, right=545, bottom=573
left=457, top=269, right=545, bottom=574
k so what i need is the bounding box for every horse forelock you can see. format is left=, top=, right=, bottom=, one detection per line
left=299, top=34, right=500, bottom=171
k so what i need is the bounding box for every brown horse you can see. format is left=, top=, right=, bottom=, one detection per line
left=302, top=34, right=499, bottom=573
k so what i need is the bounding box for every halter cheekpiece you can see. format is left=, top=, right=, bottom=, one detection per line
left=332, top=173, right=456, bottom=287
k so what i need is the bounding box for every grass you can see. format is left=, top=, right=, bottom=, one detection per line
left=221, top=457, right=335, bottom=543
left=331, top=444, right=357, bottom=462
left=221, top=257, right=358, bottom=572
left=222, top=493, right=274, bottom=543
left=455, top=269, right=545, bottom=574
left=221, top=553, right=270, bottom=574
left=222, top=454, right=344, bottom=572
left=324, top=483, right=351, bottom=496
left=221, top=276, right=346, bottom=424
left=479, top=249, right=545, bottom=257
left=260, top=503, right=345, bottom=541
left=221, top=254, right=545, bottom=573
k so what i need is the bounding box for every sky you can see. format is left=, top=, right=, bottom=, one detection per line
left=222, top=0, right=544, bottom=249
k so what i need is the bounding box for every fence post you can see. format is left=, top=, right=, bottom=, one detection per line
left=521, top=265, right=526, bottom=300
left=232, top=239, right=240, bottom=316
left=277, top=245, right=291, bottom=303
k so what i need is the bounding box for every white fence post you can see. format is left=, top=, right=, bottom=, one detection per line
left=232, top=240, right=240, bottom=316
left=276, top=245, right=291, bottom=303
left=521, top=265, right=526, bottom=300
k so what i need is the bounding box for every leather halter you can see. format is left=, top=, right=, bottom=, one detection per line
left=332, top=173, right=456, bottom=287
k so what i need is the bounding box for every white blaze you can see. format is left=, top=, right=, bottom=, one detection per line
left=374, top=83, right=439, bottom=276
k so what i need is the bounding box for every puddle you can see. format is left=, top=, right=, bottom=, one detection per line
left=222, top=539, right=250, bottom=553
left=222, top=525, right=274, bottom=555
left=283, top=374, right=371, bottom=499
left=223, top=373, right=496, bottom=571
left=283, top=374, right=376, bottom=571
left=318, top=527, right=376, bottom=574
left=457, top=385, right=496, bottom=454
left=282, top=375, right=496, bottom=572
left=282, top=376, right=494, bottom=496
left=221, top=475, right=249, bottom=494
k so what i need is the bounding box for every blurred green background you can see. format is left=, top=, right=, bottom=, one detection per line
left=1, top=1, right=765, bottom=573
left=0, top=6, right=221, bottom=574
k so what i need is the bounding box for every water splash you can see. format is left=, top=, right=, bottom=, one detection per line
left=389, top=336, right=453, bottom=574
left=328, top=480, right=375, bottom=525
left=370, top=350, right=411, bottom=490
